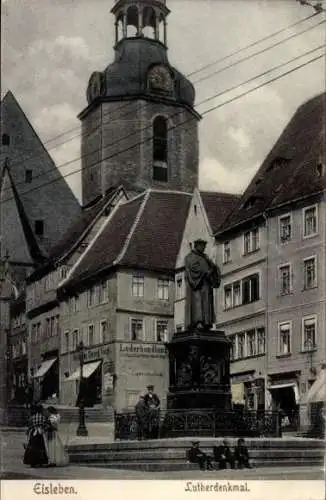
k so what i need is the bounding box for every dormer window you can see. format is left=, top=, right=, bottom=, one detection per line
left=266, top=156, right=291, bottom=172
left=153, top=116, right=168, bottom=182
left=316, top=163, right=324, bottom=177
left=243, top=196, right=257, bottom=210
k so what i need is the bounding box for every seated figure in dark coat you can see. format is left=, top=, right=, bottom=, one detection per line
left=213, top=439, right=235, bottom=469
left=187, top=441, right=213, bottom=470
left=234, top=438, right=252, bottom=469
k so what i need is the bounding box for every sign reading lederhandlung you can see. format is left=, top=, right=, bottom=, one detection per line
left=119, top=343, right=167, bottom=357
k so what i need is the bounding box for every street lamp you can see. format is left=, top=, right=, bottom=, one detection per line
left=304, top=339, right=316, bottom=375
left=76, top=341, right=88, bottom=436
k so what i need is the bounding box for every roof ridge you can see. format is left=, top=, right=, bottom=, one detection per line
left=57, top=187, right=125, bottom=264
left=197, top=191, right=214, bottom=236
left=113, top=190, right=151, bottom=266
left=200, top=190, right=241, bottom=197
left=59, top=196, right=123, bottom=288
left=1, top=91, right=80, bottom=206
left=148, top=188, right=192, bottom=196
left=120, top=190, right=147, bottom=205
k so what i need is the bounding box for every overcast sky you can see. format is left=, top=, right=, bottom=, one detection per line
left=1, top=0, right=325, bottom=202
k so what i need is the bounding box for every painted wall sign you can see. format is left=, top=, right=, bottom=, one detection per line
left=119, top=343, right=167, bottom=358
left=73, top=345, right=111, bottom=362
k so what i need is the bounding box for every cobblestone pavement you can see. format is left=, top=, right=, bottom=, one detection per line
left=1, top=430, right=324, bottom=480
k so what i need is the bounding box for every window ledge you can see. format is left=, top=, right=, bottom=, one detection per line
left=242, top=248, right=260, bottom=257
left=231, top=353, right=265, bottom=362
left=278, top=291, right=293, bottom=297
left=302, top=286, right=318, bottom=292
left=300, top=348, right=317, bottom=354
left=303, top=232, right=318, bottom=240
left=279, top=238, right=292, bottom=244
left=276, top=353, right=292, bottom=358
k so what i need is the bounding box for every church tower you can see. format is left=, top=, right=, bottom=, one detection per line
left=80, top=0, right=201, bottom=206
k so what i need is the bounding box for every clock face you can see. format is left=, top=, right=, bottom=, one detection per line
left=87, top=72, right=105, bottom=104
left=148, top=65, right=173, bottom=93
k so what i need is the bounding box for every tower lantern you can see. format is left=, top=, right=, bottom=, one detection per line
left=112, top=0, right=169, bottom=46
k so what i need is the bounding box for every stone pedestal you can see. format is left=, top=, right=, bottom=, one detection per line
left=166, top=328, right=232, bottom=410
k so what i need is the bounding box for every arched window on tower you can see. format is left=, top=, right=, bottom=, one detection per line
left=153, top=116, right=168, bottom=182
left=116, top=12, right=124, bottom=43
left=126, top=5, right=139, bottom=37
left=143, top=6, right=156, bottom=39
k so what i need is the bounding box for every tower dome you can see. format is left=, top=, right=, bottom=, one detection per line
left=86, top=0, right=195, bottom=108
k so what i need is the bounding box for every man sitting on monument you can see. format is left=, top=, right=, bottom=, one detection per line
left=187, top=441, right=214, bottom=470
left=185, top=239, right=221, bottom=331
left=213, top=439, right=235, bottom=469
left=234, top=438, right=252, bottom=469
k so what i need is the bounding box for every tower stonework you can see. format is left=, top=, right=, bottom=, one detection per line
left=80, top=0, right=201, bottom=206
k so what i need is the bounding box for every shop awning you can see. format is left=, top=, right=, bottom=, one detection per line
left=300, top=369, right=326, bottom=405
left=268, top=382, right=299, bottom=404
left=231, top=382, right=245, bottom=404
left=32, top=358, right=57, bottom=378
left=64, top=360, right=101, bottom=381
left=268, top=383, right=295, bottom=391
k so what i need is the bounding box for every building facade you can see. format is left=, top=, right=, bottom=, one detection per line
left=266, top=194, right=326, bottom=426
left=215, top=92, right=326, bottom=426
left=215, top=223, right=267, bottom=411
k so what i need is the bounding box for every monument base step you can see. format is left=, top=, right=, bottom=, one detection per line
left=76, top=458, right=323, bottom=472
left=67, top=437, right=324, bottom=471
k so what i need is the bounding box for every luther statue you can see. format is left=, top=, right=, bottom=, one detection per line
left=184, top=239, right=221, bottom=331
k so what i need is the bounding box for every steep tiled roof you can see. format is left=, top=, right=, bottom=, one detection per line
left=64, top=190, right=192, bottom=285
left=1, top=91, right=82, bottom=254
left=217, top=92, right=326, bottom=235
left=119, top=190, right=192, bottom=270
left=48, top=186, right=124, bottom=262
left=200, top=191, right=240, bottom=234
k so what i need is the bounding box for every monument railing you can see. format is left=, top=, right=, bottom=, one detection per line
left=114, top=408, right=282, bottom=440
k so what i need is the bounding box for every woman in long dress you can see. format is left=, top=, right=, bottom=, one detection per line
left=46, top=406, right=69, bottom=466
left=23, top=404, right=49, bottom=468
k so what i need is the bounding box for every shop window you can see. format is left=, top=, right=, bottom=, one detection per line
left=99, top=280, right=108, bottom=303
left=175, top=274, right=183, bottom=300
left=278, top=322, right=291, bottom=355
left=157, top=278, right=169, bottom=300
left=156, top=320, right=168, bottom=342
left=279, top=264, right=292, bottom=295
left=246, top=330, right=257, bottom=357
left=100, top=320, right=108, bottom=344
left=132, top=275, right=144, bottom=297
left=279, top=214, right=292, bottom=242
left=303, top=205, right=317, bottom=238
left=223, top=241, right=231, bottom=263
left=131, top=318, right=143, bottom=341
left=302, top=316, right=317, bottom=350
left=303, top=257, right=317, bottom=289
left=243, top=228, right=259, bottom=254
left=88, top=325, right=94, bottom=346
